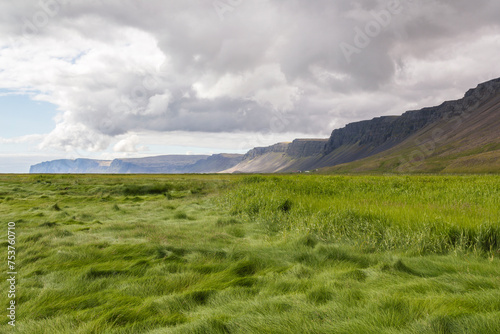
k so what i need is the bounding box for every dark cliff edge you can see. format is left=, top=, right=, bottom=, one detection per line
left=286, top=139, right=328, bottom=158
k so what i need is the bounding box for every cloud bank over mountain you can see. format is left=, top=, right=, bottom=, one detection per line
left=1, top=0, right=500, bottom=155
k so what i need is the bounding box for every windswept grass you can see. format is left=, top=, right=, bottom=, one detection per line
left=219, top=175, right=500, bottom=254
left=0, top=174, right=498, bottom=333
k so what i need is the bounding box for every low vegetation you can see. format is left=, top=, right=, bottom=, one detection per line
left=0, top=174, right=499, bottom=333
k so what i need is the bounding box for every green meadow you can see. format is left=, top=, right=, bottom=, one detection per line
left=0, top=174, right=499, bottom=333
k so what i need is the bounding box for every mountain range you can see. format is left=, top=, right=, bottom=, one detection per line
left=30, top=77, right=500, bottom=174
left=29, top=154, right=244, bottom=174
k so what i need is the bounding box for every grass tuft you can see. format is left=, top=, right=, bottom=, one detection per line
left=231, top=259, right=259, bottom=277
left=307, top=287, right=334, bottom=304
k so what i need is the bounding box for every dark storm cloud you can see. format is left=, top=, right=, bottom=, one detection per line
left=1, top=0, right=500, bottom=151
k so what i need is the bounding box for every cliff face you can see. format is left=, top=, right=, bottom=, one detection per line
left=323, top=79, right=500, bottom=173
left=317, top=77, right=500, bottom=168
left=286, top=139, right=328, bottom=157
left=222, top=139, right=329, bottom=173
left=325, top=116, right=399, bottom=153
left=243, top=143, right=290, bottom=160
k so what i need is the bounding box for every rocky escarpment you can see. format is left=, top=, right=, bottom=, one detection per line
left=222, top=139, right=329, bottom=173
left=325, top=116, right=399, bottom=154
left=242, top=139, right=327, bottom=160
left=286, top=139, right=328, bottom=157
left=243, top=143, right=290, bottom=160
left=320, top=77, right=500, bottom=166
left=323, top=78, right=500, bottom=173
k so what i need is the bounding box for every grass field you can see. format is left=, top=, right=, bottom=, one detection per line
left=0, top=174, right=499, bottom=333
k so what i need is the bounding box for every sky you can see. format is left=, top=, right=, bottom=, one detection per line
left=1, top=0, right=500, bottom=173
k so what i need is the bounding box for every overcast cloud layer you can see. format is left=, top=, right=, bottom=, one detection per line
left=1, top=0, right=500, bottom=155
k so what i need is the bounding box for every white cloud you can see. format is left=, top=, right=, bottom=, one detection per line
left=193, top=64, right=300, bottom=111
left=144, top=93, right=171, bottom=116
left=113, top=134, right=147, bottom=153
left=39, top=121, right=110, bottom=152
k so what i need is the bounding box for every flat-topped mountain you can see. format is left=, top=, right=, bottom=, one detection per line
left=223, top=139, right=329, bottom=173
left=29, top=159, right=111, bottom=174
left=29, top=154, right=244, bottom=174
